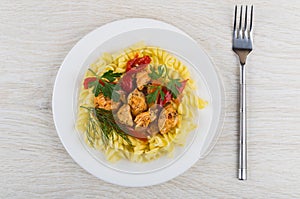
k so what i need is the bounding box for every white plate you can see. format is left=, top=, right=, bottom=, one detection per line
left=52, top=18, right=224, bottom=187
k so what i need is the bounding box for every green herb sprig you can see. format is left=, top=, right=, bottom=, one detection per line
left=147, top=65, right=185, bottom=104
left=81, top=106, right=132, bottom=148
left=146, top=85, right=165, bottom=104
left=87, top=69, right=122, bottom=100
left=166, top=78, right=182, bottom=99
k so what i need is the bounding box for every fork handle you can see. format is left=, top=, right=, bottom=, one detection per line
left=239, top=63, right=247, bottom=180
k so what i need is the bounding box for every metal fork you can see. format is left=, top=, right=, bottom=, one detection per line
left=232, top=5, right=254, bottom=180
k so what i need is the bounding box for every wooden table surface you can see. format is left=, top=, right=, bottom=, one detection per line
left=1, top=1, right=300, bottom=198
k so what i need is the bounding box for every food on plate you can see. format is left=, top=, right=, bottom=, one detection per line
left=158, top=104, right=178, bottom=134
left=117, top=104, right=133, bottom=127
left=136, top=70, right=151, bottom=90
left=76, top=42, right=207, bottom=162
left=134, top=111, right=151, bottom=128
left=128, top=88, right=148, bottom=116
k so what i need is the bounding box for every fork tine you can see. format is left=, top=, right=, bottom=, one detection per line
left=233, top=5, right=237, bottom=31
left=244, top=6, right=248, bottom=38
left=250, top=5, right=253, bottom=31
left=239, top=5, right=243, bottom=31
left=244, top=6, right=248, bottom=30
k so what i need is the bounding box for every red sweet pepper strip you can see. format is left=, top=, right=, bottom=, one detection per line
left=159, top=89, right=172, bottom=106
left=126, top=54, right=139, bottom=72
left=83, top=77, right=97, bottom=89
left=126, top=54, right=151, bottom=72
left=127, top=62, right=148, bottom=75
left=135, top=55, right=151, bottom=65
left=177, top=79, right=188, bottom=93
left=83, top=77, right=105, bottom=89
left=156, top=79, right=188, bottom=106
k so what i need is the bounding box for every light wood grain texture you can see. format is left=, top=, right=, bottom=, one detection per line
left=1, top=0, right=300, bottom=198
